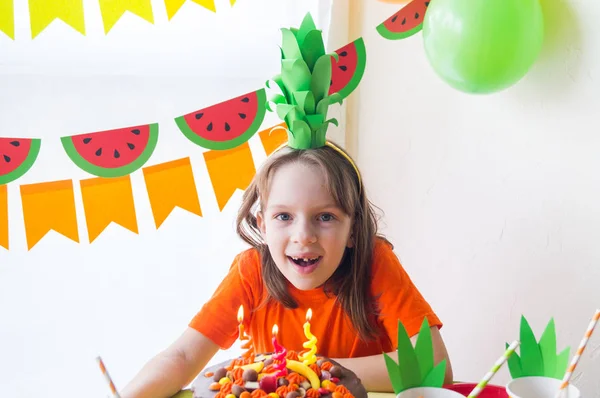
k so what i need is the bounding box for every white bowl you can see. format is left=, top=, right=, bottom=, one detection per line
left=397, top=387, right=465, bottom=398
left=506, top=376, right=581, bottom=398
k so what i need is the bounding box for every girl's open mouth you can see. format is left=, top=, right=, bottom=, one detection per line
left=287, top=256, right=322, bottom=267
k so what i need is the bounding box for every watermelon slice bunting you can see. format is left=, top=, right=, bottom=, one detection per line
left=175, top=89, right=267, bottom=151
left=61, top=123, right=159, bottom=178
left=376, top=0, right=430, bottom=40
left=0, top=137, right=41, bottom=185
left=329, top=37, right=367, bottom=100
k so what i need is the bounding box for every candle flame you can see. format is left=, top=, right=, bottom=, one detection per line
left=237, top=305, right=243, bottom=323
left=272, top=324, right=279, bottom=335
left=306, top=308, right=312, bottom=322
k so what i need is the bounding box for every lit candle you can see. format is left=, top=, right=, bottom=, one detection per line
left=237, top=305, right=254, bottom=359
left=271, top=324, right=288, bottom=377
left=299, top=308, right=317, bottom=366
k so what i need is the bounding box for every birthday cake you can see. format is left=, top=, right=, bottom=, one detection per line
left=191, top=351, right=368, bottom=398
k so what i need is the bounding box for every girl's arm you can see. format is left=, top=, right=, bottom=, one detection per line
left=332, top=326, right=453, bottom=393
left=121, top=327, right=220, bottom=398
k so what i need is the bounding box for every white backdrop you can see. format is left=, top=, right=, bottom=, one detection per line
left=0, top=1, right=342, bottom=397
left=350, top=0, right=600, bottom=395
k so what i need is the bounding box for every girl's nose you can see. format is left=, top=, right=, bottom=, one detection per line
left=292, top=220, right=317, bottom=245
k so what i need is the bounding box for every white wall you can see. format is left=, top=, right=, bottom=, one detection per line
left=0, top=1, right=340, bottom=397
left=351, top=0, right=600, bottom=394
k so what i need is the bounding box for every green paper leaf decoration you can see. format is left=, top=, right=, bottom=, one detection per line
left=414, top=318, right=434, bottom=381
left=395, top=320, right=422, bottom=389
left=281, top=28, right=302, bottom=60
left=276, top=104, right=297, bottom=121
left=301, top=30, right=326, bottom=71
left=296, top=12, right=317, bottom=46
left=305, top=114, right=325, bottom=130
left=291, top=120, right=312, bottom=149
left=266, top=12, right=348, bottom=150
left=266, top=75, right=290, bottom=104
left=520, top=316, right=544, bottom=376
left=383, top=318, right=447, bottom=394
left=267, top=94, right=288, bottom=112
left=316, top=93, right=342, bottom=117
left=422, top=360, right=447, bottom=387
left=508, top=315, right=571, bottom=379
left=282, top=59, right=312, bottom=94
left=293, top=91, right=316, bottom=115
left=506, top=342, right=524, bottom=379
left=311, top=54, right=332, bottom=105
left=555, top=347, right=571, bottom=379
left=539, top=318, right=558, bottom=378
left=384, top=352, right=404, bottom=395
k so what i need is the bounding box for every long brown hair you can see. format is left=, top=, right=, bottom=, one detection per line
left=236, top=142, right=390, bottom=341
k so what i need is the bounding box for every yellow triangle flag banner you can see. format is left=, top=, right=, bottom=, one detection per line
left=0, top=0, right=15, bottom=39
left=28, top=0, right=85, bottom=39
left=204, top=143, right=256, bottom=211
left=230, top=0, right=236, bottom=5
left=98, top=0, right=154, bottom=34
left=143, top=157, right=202, bottom=229
left=20, top=180, right=79, bottom=250
left=80, top=176, right=138, bottom=243
left=0, top=185, right=8, bottom=250
left=164, top=0, right=215, bottom=20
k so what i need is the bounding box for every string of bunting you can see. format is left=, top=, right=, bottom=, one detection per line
left=0, top=0, right=238, bottom=39
left=0, top=2, right=432, bottom=251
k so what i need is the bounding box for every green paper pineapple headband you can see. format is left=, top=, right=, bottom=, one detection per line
left=265, top=13, right=362, bottom=188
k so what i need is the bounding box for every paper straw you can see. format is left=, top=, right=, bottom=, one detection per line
left=557, top=309, right=600, bottom=391
left=467, top=340, right=520, bottom=398
left=96, top=356, right=122, bottom=398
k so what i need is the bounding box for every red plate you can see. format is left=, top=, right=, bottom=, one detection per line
left=444, top=383, right=508, bottom=397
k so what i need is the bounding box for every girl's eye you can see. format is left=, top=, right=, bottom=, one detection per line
left=319, top=213, right=335, bottom=222
left=275, top=213, right=291, bottom=221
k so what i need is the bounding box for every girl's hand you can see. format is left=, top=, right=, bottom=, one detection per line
left=121, top=328, right=220, bottom=398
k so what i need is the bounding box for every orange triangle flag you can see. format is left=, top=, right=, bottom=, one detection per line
left=20, top=180, right=79, bottom=250
left=204, top=143, right=256, bottom=211
left=143, top=157, right=202, bottom=229
left=0, top=184, right=8, bottom=250
left=80, top=176, right=139, bottom=243
left=259, top=123, right=288, bottom=156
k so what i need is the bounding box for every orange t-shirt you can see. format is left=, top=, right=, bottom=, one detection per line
left=189, top=238, right=442, bottom=358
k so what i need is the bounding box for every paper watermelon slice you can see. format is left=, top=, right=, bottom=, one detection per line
left=376, top=0, right=430, bottom=40
left=0, top=137, right=41, bottom=185
left=61, top=123, right=159, bottom=178
left=329, top=37, right=367, bottom=99
left=175, top=89, right=267, bottom=150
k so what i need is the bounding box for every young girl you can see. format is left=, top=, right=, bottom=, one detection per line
left=120, top=142, right=453, bottom=398
left=121, top=14, right=452, bottom=398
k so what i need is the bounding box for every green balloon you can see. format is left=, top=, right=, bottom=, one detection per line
left=422, top=0, right=544, bottom=94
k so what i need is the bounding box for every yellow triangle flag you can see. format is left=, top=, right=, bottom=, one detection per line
left=98, top=0, right=154, bottom=34
left=28, top=0, right=85, bottom=39
left=20, top=180, right=79, bottom=250
left=0, top=185, right=8, bottom=250
left=80, top=176, right=138, bottom=243
left=164, top=0, right=215, bottom=20
left=230, top=0, right=236, bottom=5
left=204, top=143, right=256, bottom=211
left=258, top=123, right=288, bottom=156
left=143, top=157, right=202, bottom=229
left=0, top=0, right=15, bottom=40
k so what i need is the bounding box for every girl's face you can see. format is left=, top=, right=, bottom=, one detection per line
left=257, top=161, right=354, bottom=291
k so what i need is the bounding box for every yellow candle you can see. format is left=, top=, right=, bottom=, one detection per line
left=237, top=305, right=254, bottom=358
left=299, top=308, right=317, bottom=366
